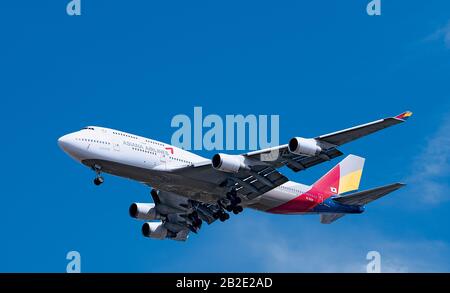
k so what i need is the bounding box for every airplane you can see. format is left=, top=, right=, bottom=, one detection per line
left=58, top=111, right=412, bottom=241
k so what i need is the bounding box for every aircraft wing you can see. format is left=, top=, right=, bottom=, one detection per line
left=244, top=111, right=412, bottom=172
left=315, top=111, right=413, bottom=145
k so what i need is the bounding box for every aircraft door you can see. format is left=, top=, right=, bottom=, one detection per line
left=112, top=138, right=120, bottom=151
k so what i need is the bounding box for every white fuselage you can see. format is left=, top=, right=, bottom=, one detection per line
left=58, top=126, right=310, bottom=212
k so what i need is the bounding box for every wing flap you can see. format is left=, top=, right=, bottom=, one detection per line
left=232, top=165, right=289, bottom=199
left=284, top=148, right=343, bottom=172
left=244, top=144, right=344, bottom=173
left=172, top=162, right=289, bottom=200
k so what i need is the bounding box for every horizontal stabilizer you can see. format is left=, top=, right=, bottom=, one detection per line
left=332, top=183, right=405, bottom=206
left=320, top=213, right=346, bottom=224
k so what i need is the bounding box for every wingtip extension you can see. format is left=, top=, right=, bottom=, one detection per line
left=391, top=182, right=407, bottom=190
left=395, top=111, right=413, bottom=121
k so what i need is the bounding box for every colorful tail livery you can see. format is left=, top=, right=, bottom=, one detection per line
left=268, top=155, right=366, bottom=214
left=311, top=154, right=365, bottom=199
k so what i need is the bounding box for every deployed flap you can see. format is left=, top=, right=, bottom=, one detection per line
left=320, top=213, right=346, bottom=224
left=333, top=183, right=405, bottom=206
left=172, top=163, right=289, bottom=200
left=245, top=145, right=343, bottom=173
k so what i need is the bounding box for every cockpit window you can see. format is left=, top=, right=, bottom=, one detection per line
left=82, top=127, right=95, bottom=130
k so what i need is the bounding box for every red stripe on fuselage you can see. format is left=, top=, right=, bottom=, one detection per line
left=268, top=165, right=341, bottom=214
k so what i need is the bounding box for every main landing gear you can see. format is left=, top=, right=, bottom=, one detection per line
left=214, top=188, right=244, bottom=222
left=224, top=188, right=243, bottom=215
left=232, top=205, right=243, bottom=215
left=213, top=209, right=230, bottom=222
left=92, top=165, right=104, bottom=186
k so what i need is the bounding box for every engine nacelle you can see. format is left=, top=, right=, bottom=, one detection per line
left=212, top=153, right=247, bottom=173
left=141, top=222, right=168, bottom=239
left=129, top=203, right=160, bottom=220
left=288, top=137, right=322, bottom=156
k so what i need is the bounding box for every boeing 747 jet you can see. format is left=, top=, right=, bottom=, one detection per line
left=58, top=111, right=412, bottom=241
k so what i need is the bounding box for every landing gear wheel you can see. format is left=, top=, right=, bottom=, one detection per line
left=219, top=212, right=230, bottom=222
left=92, top=164, right=103, bottom=186
left=94, top=176, right=104, bottom=186
left=225, top=205, right=233, bottom=212
left=232, top=206, right=243, bottom=214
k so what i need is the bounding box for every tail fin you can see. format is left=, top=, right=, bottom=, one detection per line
left=312, top=154, right=365, bottom=199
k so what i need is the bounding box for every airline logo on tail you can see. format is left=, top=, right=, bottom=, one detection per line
left=268, top=155, right=366, bottom=214
left=312, top=154, right=365, bottom=198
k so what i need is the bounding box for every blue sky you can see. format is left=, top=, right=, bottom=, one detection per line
left=1, top=1, right=450, bottom=272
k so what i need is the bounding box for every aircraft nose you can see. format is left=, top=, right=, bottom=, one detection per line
left=58, top=132, right=86, bottom=161
left=57, top=134, right=71, bottom=150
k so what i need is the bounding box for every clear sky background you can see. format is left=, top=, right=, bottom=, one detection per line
left=1, top=1, right=449, bottom=272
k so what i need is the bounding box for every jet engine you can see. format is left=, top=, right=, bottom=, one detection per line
left=212, top=153, right=248, bottom=173
left=129, top=203, right=160, bottom=220
left=288, top=137, right=322, bottom=156
left=141, top=222, right=168, bottom=239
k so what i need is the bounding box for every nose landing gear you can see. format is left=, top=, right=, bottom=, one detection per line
left=92, top=164, right=104, bottom=186
left=93, top=176, right=104, bottom=186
